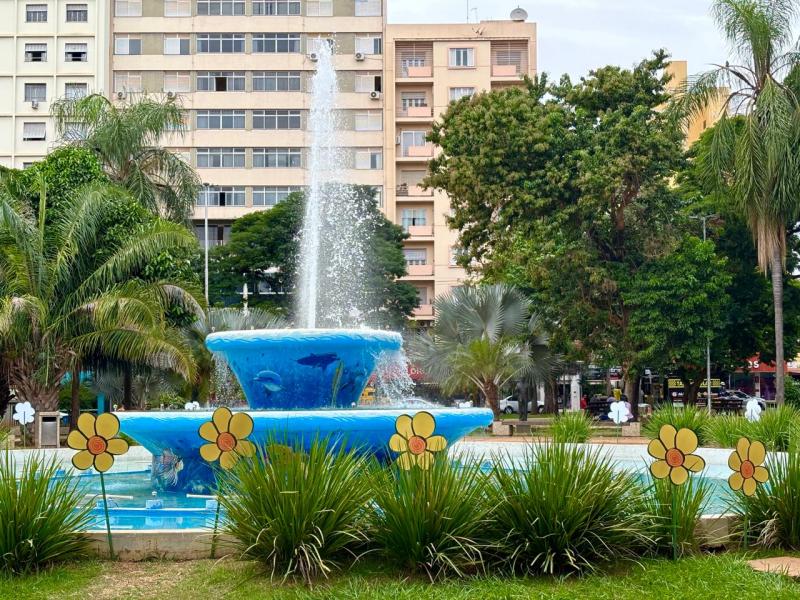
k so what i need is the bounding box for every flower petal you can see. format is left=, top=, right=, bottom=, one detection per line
left=728, top=449, right=741, bottom=471
left=736, top=437, right=750, bottom=463
left=742, top=477, right=757, bottom=497
left=229, top=412, right=254, bottom=440
left=236, top=440, right=256, bottom=458
left=684, top=453, right=705, bottom=473
left=417, top=451, right=434, bottom=470
left=66, top=430, right=87, bottom=451
left=650, top=459, right=670, bottom=480
left=670, top=465, right=689, bottom=486
left=219, top=450, right=238, bottom=470
left=395, top=414, right=413, bottom=439
left=426, top=435, right=447, bottom=452
left=647, top=438, right=666, bottom=460
left=95, top=413, right=120, bottom=439
left=106, top=438, right=129, bottom=456
left=675, top=428, right=699, bottom=454
left=659, top=424, right=677, bottom=450
left=411, top=412, right=436, bottom=438
left=213, top=407, right=232, bottom=433
left=753, top=466, right=769, bottom=483
left=728, top=471, right=743, bottom=491
left=71, top=449, right=94, bottom=471
left=199, top=421, right=218, bottom=442
left=93, top=452, right=114, bottom=473
left=396, top=451, right=414, bottom=470
left=77, top=413, right=96, bottom=438
left=748, top=440, right=766, bottom=466
left=200, top=443, right=221, bottom=462
left=389, top=433, right=408, bottom=453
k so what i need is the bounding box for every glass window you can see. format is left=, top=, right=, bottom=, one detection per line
left=355, top=36, right=382, bottom=55
left=449, top=48, right=474, bottom=68
left=252, top=109, right=301, bottom=130
left=65, top=82, right=88, bottom=99
left=415, top=286, right=429, bottom=305
left=401, top=93, right=427, bottom=109
left=25, top=4, right=47, bottom=22
left=65, top=43, right=88, bottom=62
left=196, top=71, right=245, bottom=91
left=355, top=73, right=381, bottom=93
left=115, top=35, right=141, bottom=55
left=354, top=111, right=381, bottom=131
left=403, top=248, right=427, bottom=265
left=401, top=208, right=427, bottom=230
left=252, top=71, right=301, bottom=91
left=197, top=33, right=245, bottom=53
left=24, top=83, right=47, bottom=102
left=449, top=87, right=475, bottom=101
left=354, top=0, right=381, bottom=16
left=253, top=1, right=301, bottom=15
left=252, top=148, right=302, bottom=168
left=197, top=186, right=245, bottom=206
left=22, top=122, right=46, bottom=141
left=196, top=0, right=245, bottom=15
left=355, top=148, right=382, bottom=170
left=253, top=186, right=302, bottom=206
left=196, top=148, right=245, bottom=168
left=114, top=72, right=142, bottom=93
left=252, top=33, right=301, bottom=53
left=63, top=122, right=88, bottom=141
left=164, top=35, right=190, bottom=55
left=115, top=1, right=142, bottom=17
left=306, top=0, right=332, bottom=16
left=164, top=0, right=191, bottom=16
left=24, top=43, right=47, bottom=62
left=66, top=4, right=88, bottom=22
left=195, top=110, right=245, bottom=129
left=401, top=130, right=428, bottom=150
left=163, top=72, right=191, bottom=93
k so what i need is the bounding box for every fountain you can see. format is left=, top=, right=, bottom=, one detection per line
left=117, top=42, right=492, bottom=493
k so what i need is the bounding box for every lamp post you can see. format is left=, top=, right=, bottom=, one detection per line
left=691, top=213, right=718, bottom=414
left=203, top=183, right=210, bottom=305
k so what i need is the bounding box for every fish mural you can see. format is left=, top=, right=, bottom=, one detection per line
left=253, top=370, right=282, bottom=393
left=153, top=449, right=184, bottom=488
left=297, top=352, right=340, bottom=370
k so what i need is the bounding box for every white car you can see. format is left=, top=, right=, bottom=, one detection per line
left=498, top=395, right=542, bottom=414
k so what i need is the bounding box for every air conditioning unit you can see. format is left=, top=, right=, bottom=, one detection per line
left=166, top=91, right=176, bottom=100
left=30, top=100, right=39, bottom=110
left=309, top=52, right=319, bottom=62
left=355, top=52, right=365, bottom=61
left=369, top=90, right=381, bottom=100
left=116, top=91, right=126, bottom=100
left=395, top=135, right=401, bottom=145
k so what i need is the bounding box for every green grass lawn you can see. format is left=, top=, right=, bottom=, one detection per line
left=3, top=552, right=800, bottom=600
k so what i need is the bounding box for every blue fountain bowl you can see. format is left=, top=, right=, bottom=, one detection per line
left=206, top=328, right=402, bottom=409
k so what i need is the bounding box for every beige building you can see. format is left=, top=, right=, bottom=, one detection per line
left=665, top=60, right=727, bottom=146
left=0, top=1, right=109, bottom=167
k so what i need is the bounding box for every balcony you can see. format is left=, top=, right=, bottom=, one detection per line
left=397, top=105, right=433, bottom=119
left=396, top=184, right=433, bottom=198
left=407, top=225, right=434, bottom=238
left=413, top=304, right=435, bottom=318
left=403, top=65, right=432, bottom=78
left=491, top=41, right=529, bottom=79
left=492, top=64, right=521, bottom=77
left=401, top=144, right=434, bottom=158
left=406, top=264, right=434, bottom=276
left=396, top=43, right=433, bottom=79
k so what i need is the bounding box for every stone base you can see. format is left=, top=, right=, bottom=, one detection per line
left=621, top=422, right=641, bottom=437
left=86, top=529, right=236, bottom=561
left=748, top=557, right=800, bottom=577
left=491, top=420, right=510, bottom=436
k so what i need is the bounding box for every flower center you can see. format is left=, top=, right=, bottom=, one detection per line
left=740, top=460, right=755, bottom=480
left=87, top=436, right=107, bottom=456
left=408, top=436, right=427, bottom=455
left=665, top=448, right=684, bottom=468
left=217, top=432, right=237, bottom=453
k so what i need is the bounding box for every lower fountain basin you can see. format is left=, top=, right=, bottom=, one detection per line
left=118, top=408, right=493, bottom=493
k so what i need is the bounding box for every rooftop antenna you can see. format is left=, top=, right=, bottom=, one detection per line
left=471, top=7, right=478, bottom=22
left=466, top=0, right=470, bottom=22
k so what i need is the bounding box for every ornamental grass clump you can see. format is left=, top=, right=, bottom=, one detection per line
left=217, top=440, right=374, bottom=583
left=0, top=452, right=91, bottom=575
left=487, top=443, right=651, bottom=575
left=369, top=456, right=491, bottom=581
left=703, top=414, right=750, bottom=448
left=640, top=475, right=711, bottom=558
left=549, top=411, right=593, bottom=443
left=749, top=405, right=800, bottom=452
left=643, top=405, right=710, bottom=446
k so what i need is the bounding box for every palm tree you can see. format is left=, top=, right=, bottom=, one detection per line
left=409, top=285, right=559, bottom=419
left=50, top=94, right=200, bottom=222
left=0, top=180, right=202, bottom=414
left=675, top=0, right=800, bottom=404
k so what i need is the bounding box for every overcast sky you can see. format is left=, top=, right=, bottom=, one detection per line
left=388, top=0, right=729, bottom=80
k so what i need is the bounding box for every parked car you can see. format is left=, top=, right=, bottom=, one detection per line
left=719, top=389, right=767, bottom=411
left=499, top=395, right=543, bottom=415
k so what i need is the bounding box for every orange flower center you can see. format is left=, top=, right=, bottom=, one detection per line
left=665, top=448, right=684, bottom=468
left=408, top=435, right=427, bottom=455
left=740, top=460, right=755, bottom=480
left=216, top=432, right=237, bottom=452
left=87, top=435, right=107, bottom=456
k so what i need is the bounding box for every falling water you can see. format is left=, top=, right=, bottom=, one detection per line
left=211, top=352, right=242, bottom=407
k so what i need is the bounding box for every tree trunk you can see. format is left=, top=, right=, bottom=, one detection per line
left=123, top=366, right=133, bottom=410
left=70, top=365, right=81, bottom=431
left=544, top=379, right=559, bottom=415
left=771, top=244, right=785, bottom=405
left=485, top=382, right=500, bottom=420
left=0, top=365, right=11, bottom=419
left=623, top=366, right=638, bottom=421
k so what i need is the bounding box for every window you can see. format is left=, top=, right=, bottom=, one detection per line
left=355, top=36, right=382, bottom=55
left=114, top=72, right=142, bottom=93
left=355, top=0, right=381, bottom=16
left=66, top=4, right=88, bottom=22
left=196, top=0, right=245, bottom=15
left=354, top=111, right=381, bottom=131
left=401, top=93, right=427, bottom=109
left=197, top=33, right=245, bottom=53
left=163, top=72, right=191, bottom=93
left=115, top=0, right=142, bottom=17
left=403, top=248, right=427, bottom=266
left=355, top=73, right=381, bottom=93
left=63, top=121, right=88, bottom=140
left=24, top=43, right=47, bottom=62
left=25, top=4, right=47, bottom=22
left=196, top=110, right=245, bottom=129
left=449, top=48, right=474, bottom=68
left=401, top=130, right=428, bottom=152
left=195, top=223, right=232, bottom=246
left=306, top=0, right=332, bottom=16
left=253, top=148, right=302, bottom=168
left=196, top=148, right=245, bottom=168
left=165, top=0, right=191, bottom=16
left=355, top=148, right=382, bottom=170
left=22, top=122, right=46, bottom=141
left=197, top=186, right=245, bottom=206
left=253, top=186, right=302, bottom=206
left=65, top=43, right=88, bottom=62
left=65, top=82, right=88, bottom=99
left=115, top=35, right=141, bottom=55
left=253, top=71, right=301, bottom=91
left=252, top=33, right=300, bottom=53
left=24, top=83, right=46, bottom=102
left=415, top=286, right=429, bottom=305
left=449, top=87, right=475, bottom=101
left=196, top=71, right=245, bottom=92
left=253, top=109, right=301, bottom=130
left=164, top=35, right=190, bottom=55
left=401, top=208, right=427, bottom=230
left=253, top=1, right=300, bottom=15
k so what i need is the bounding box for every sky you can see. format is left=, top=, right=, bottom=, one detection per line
left=387, top=0, right=729, bottom=80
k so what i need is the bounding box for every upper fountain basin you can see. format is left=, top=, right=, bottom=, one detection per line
left=206, top=328, right=403, bottom=409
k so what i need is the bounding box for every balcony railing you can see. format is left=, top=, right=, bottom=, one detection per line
left=407, top=225, right=434, bottom=237
left=492, top=64, right=521, bottom=77
left=396, top=184, right=433, bottom=197
left=413, top=304, right=434, bottom=317
left=401, top=144, right=434, bottom=158
left=406, top=264, right=434, bottom=276
left=397, top=105, right=432, bottom=118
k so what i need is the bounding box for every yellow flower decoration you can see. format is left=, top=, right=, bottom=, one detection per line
left=728, top=437, right=769, bottom=496
left=389, top=411, right=447, bottom=470
left=647, top=424, right=706, bottom=485
left=198, top=407, right=256, bottom=470
left=67, top=413, right=129, bottom=473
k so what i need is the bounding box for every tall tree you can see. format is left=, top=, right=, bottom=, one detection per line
left=675, top=0, right=800, bottom=404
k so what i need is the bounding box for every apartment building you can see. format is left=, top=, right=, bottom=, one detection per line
left=384, top=19, right=537, bottom=321
left=0, top=1, right=109, bottom=167
left=665, top=60, right=727, bottom=146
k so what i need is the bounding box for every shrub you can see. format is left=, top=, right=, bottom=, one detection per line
left=643, top=405, right=710, bottom=446
left=640, top=475, right=710, bottom=558
left=487, top=443, right=651, bottom=575
left=785, top=377, right=800, bottom=409
left=750, top=405, right=800, bottom=452
left=704, top=414, right=750, bottom=448
left=217, top=441, right=374, bottom=583
left=0, top=452, right=91, bottom=574
left=369, top=456, right=491, bottom=581
left=549, top=411, right=592, bottom=443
